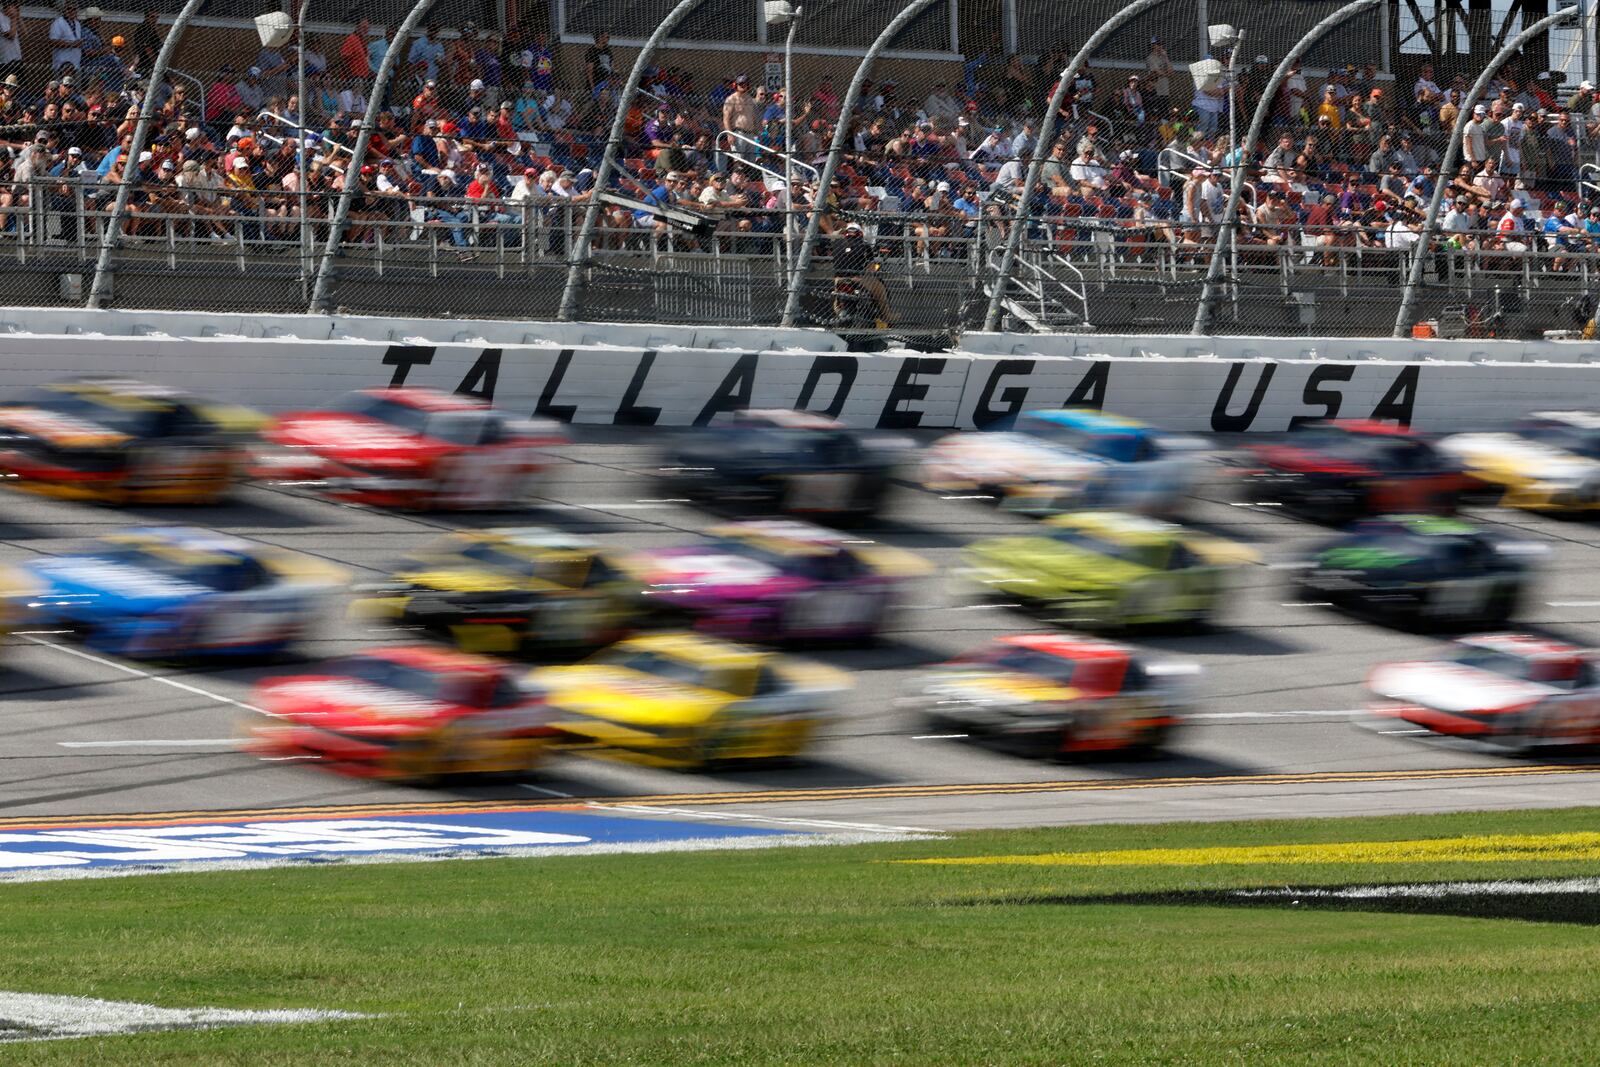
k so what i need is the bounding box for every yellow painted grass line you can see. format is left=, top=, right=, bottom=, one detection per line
left=904, top=832, right=1600, bottom=867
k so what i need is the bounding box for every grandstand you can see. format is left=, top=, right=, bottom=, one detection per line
left=0, top=0, right=1596, bottom=341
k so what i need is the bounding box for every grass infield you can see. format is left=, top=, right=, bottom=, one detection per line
left=9, top=806, right=1600, bottom=1064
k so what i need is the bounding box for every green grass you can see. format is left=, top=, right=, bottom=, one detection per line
left=9, top=807, right=1600, bottom=1064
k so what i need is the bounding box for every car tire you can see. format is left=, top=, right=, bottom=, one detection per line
left=1482, top=583, right=1520, bottom=626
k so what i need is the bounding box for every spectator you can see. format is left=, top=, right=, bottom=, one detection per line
left=1117, top=75, right=1146, bottom=125
left=1438, top=88, right=1461, bottom=130
left=1463, top=103, right=1489, bottom=165
left=50, top=3, right=84, bottom=75
left=130, top=9, right=159, bottom=71
left=341, top=18, right=373, bottom=81
left=207, top=67, right=242, bottom=123
left=1144, top=36, right=1174, bottom=116
left=1314, top=85, right=1341, bottom=129
left=1190, top=55, right=1227, bottom=135
left=235, top=66, right=264, bottom=112
left=723, top=73, right=759, bottom=135
left=408, top=27, right=443, bottom=82
left=924, top=81, right=959, bottom=123
left=1068, top=144, right=1108, bottom=192
left=584, top=31, right=612, bottom=96
left=1414, top=63, right=1443, bottom=129
left=1497, top=198, right=1531, bottom=251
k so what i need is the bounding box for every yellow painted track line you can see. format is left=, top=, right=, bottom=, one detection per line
left=2, top=763, right=1598, bottom=829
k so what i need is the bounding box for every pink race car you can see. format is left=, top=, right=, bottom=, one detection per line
left=627, top=520, right=930, bottom=643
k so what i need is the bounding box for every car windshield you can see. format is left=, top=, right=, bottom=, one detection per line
left=1283, top=427, right=1394, bottom=464
left=456, top=542, right=543, bottom=576
left=1319, top=534, right=1424, bottom=571
left=980, top=646, right=1081, bottom=684
left=95, top=545, right=252, bottom=591
left=1519, top=421, right=1600, bottom=459
left=1045, top=527, right=1167, bottom=568
left=336, top=392, right=434, bottom=436
left=16, top=389, right=163, bottom=437
left=1022, top=420, right=1091, bottom=453
left=1451, top=647, right=1535, bottom=681
left=593, top=647, right=711, bottom=689
left=331, top=656, right=463, bottom=702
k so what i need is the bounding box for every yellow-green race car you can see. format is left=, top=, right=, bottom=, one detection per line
left=533, top=631, right=850, bottom=769
left=962, top=511, right=1256, bottom=630
left=349, top=528, right=644, bottom=656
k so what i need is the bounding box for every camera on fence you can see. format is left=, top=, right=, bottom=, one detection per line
left=599, top=192, right=716, bottom=239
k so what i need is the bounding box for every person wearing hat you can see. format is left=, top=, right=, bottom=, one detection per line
left=1144, top=35, right=1173, bottom=115
left=1548, top=108, right=1579, bottom=186
left=1569, top=79, right=1597, bottom=115
left=722, top=72, right=759, bottom=135
left=1462, top=102, right=1492, bottom=165
left=1500, top=100, right=1528, bottom=176
left=831, top=219, right=889, bottom=326
left=1497, top=196, right=1532, bottom=253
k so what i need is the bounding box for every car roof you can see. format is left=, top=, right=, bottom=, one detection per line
left=710, top=520, right=847, bottom=554
left=1023, top=408, right=1151, bottom=436
left=1457, top=633, right=1584, bottom=659
left=102, top=527, right=257, bottom=563
left=999, top=634, right=1131, bottom=662
left=1529, top=410, right=1600, bottom=430
left=44, top=378, right=186, bottom=410
left=453, top=527, right=596, bottom=554
left=359, top=644, right=510, bottom=675
left=1364, top=515, right=1479, bottom=538
left=355, top=387, right=488, bottom=413
left=1327, top=419, right=1417, bottom=437
left=734, top=409, right=845, bottom=431
left=615, top=631, right=766, bottom=669
left=1047, top=510, right=1181, bottom=546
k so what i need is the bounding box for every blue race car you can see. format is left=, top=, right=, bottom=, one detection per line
left=921, top=409, right=1208, bottom=517
left=22, top=527, right=348, bottom=659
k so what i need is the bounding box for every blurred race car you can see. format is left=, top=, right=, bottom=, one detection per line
left=917, top=634, right=1196, bottom=758
left=1241, top=420, right=1474, bottom=524
left=656, top=409, right=910, bottom=520
left=962, top=510, right=1256, bottom=630
left=1286, top=515, right=1544, bottom=629
left=1368, top=634, right=1600, bottom=751
left=20, top=527, right=346, bottom=658
left=0, top=378, right=260, bottom=504
left=256, top=387, right=565, bottom=509
left=921, top=409, right=1206, bottom=517
left=247, top=645, right=556, bottom=780
left=0, top=564, right=33, bottom=648
left=625, top=519, right=930, bottom=643
left=1439, top=411, right=1600, bottom=512
left=535, top=631, right=849, bottom=768
left=349, top=527, right=642, bottom=655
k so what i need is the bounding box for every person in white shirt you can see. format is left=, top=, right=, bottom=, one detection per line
left=1502, top=101, right=1526, bottom=175
left=1463, top=104, right=1488, bottom=164
left=1068, top=147, right=1108, bottom=191
left=49, top=2, right=83, bottom=74
left=992, top=152, right=1025, bottom=193
left=1384, top=215, right=1420, bottom=250
left=1199, top=169, right=1226, bottom=224
left=922, top=82, right=959, bottom=123
left=0, top=3, right=23, bottom=77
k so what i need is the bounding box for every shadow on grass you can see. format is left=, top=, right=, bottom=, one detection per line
left=968, top=880, right=1600, bottom=926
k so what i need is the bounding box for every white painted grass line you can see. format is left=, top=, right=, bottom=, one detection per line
left=18, top=636, right=262, bottom=714
left=56, top=739, right=237, bottom=749
left=590, top=802, right=937, bottom=835
left=1235, top=876, right=1600, bottom=900
left=0, top=991, right=374, bottom=1044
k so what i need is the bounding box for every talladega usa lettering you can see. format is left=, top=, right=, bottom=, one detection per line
left=375, top=345, right=1425, bottom=432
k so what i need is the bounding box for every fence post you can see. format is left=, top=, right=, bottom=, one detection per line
left=556, top=0, right=709, bottom=323
left=1192, top=0, right=1381, bottom=336
left=86, top=0, right=207, bottom=309
left=980, top=0, right=1175, bottom=334
left=309, top=0, right=440, bottom=314
left=1393, top=5, right=1580, bottom=337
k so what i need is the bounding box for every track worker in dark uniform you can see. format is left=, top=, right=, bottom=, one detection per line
left=832, top=220, right=891, bottom=327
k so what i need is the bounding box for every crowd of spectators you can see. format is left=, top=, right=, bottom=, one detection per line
left=5, top=3, right=1600, bottom=274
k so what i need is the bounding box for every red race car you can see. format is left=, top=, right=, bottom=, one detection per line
left=256, top=387, right=566, bottom=509
left=246, top=645, right=558, bottom=781
left=1242, top=420, right=1475, bottom=525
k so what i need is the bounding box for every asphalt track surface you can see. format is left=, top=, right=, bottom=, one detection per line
left=7, top=428, right=1600, bottom=835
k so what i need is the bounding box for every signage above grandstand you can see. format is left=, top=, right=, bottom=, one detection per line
left=375, top=343, right=1424, bottom=432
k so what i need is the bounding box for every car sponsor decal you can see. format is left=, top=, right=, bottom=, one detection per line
left=0, top=809, right=798, bottom=879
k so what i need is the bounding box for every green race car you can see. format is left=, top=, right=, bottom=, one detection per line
left=962, top=511, right=1257, bottom=630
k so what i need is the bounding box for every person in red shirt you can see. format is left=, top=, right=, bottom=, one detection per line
left=340, top=18, right=372, bottom=81
left=466, top=162, right=519, bottom=233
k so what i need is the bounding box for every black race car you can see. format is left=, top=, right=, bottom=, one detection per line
left=1242, top=420, right=1477, bottom=525
left=655, top=409, right=909, bottom=521
left=1287, top=514, right=1545, bottom=629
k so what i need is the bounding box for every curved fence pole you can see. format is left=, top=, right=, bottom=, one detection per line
left=556, top=0, right=705, bottom=322
left=86, top=0, right=207, bottom=309
left=980, top=0, right=1174, bottom=334
left=1393, top=4, right=1579, bottom=338
left=778, top=0, right=943, bottom=328
left=309, top=0, right=438, bottom=314
left=1192, top=0, right=1381, bottom=336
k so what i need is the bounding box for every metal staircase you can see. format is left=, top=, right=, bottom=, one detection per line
left=984, top=244, right=1093, bottom=333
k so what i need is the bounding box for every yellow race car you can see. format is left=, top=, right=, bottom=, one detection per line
left=350, top=528, right=644, bottom=656
left=1439, top=412, right=1600, bottom=512
left=963, top=510, right=1257, bottom=630
left=533, top=631, right=850, bottom=768
left=0, top=379, right=264, bottom=505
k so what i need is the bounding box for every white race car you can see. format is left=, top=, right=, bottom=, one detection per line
left=1367, top=633, right=1600, bottom=751
left=921, top=408, right=1206, bottom=517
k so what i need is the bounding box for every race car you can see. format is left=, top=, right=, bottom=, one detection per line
left=1439, top=411, right=1600, bottom=512
left=1241, top=420, right=1475, bottom=524
left=1367, top=634, right=1600, bottom=751
left=19, top=527, right=347, bottom=659
left=655, top=409, right=910, bottom=521
left=247, top=645, right=556, bottom=780
left=921, top=409, right=1207, bottom=517
left=349, top=527, right=643, bottom=656
left=0, top=564, right=33, bottom=647
left=962, top=510, right=1256, bottom=630
left=624, top=519, right=930, bottom=643
left=256, top=387, right=566, bottom=509
left=534, top=631, right=850, bottom=768
left=0, top=378, right=261, bottom=504
left=916, top=634, right=1196, bottom=758
left=1286, top=515, right=1544, bottom=629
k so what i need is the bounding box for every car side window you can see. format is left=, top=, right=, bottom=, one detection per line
left=489, top=674, right=525, bottom=708
left=584, top=554, right=621, bottom=587
left=478, top=416, right=506, bottom=446
left=752, top=666, right=787, bottom=697
left=535, top=555, right=589, bottom=589
left=1121, top=660, right=1150, bottom=692
left=1167, top=543, right=1199, bottom=571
